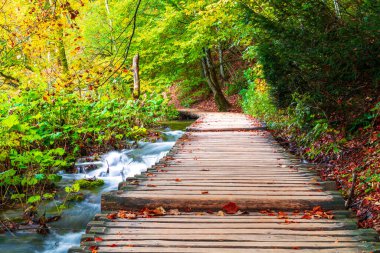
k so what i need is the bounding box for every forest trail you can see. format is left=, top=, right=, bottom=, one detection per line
left=70, top=112, right=379, bottom=252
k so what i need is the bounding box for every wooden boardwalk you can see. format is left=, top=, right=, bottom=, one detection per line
left=70, top=112, right=379, bottom=253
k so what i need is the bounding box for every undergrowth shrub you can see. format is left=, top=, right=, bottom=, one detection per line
left=0, top=89, right=176, bottom=209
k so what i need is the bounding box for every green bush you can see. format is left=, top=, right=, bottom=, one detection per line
left=0, top=89, right=175, bottom=208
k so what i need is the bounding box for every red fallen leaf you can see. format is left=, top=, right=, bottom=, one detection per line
left=146, top=173, right=155, bottom=177
left=106, top=213, right=117, bottom=219
left=222, top=202, right=239, bottom=214
left=89, top=246, right=98, bottom=253
left=83, top=237, right=93, bottom=242
left=175, top=178, right=182, bottom=182
left=201, top=191, right=209, bottom=194
left=312, top=206, right=322, bottom=212
left=292, top=246, right=300, bottom=250
left=301, top=214, right=312, bottom=219
left=206, top=210, right=214, bottom=214
left=94, top=237, right=103, bottom=242
left=108, top=244, right=117, bottom=247
left=147, top=184, right=157, bottom=187
left=278, top=211, right=288, bottom=219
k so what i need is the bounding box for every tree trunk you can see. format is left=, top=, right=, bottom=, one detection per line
left=57, top=29, right=69, bottom=75
left=132, top=53, right=140, bottom=99
left=218, top=43, right=227, bottom=84
left=104, top=0, right=116, bottom=54
left=333, top=0, right=341, bottom=18
left=202, top=48, right=230, bottom=112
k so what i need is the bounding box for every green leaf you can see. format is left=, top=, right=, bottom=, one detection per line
left=11, top=193, right=25, bottom=200
left=35, top=173, right=45, bottom=180
left=43, top=193, right=54, bottom=200
left=27, top=195, right=41, bottom=204
left=1, top=115, right=19, bottom=129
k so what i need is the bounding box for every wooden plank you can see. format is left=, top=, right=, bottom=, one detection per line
left=70, top=247, right=365, bottom=253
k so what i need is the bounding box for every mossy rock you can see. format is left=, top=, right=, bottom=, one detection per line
left=67, top=193, right=85, bottom=202
left=76, top=178, right=105, bottom=189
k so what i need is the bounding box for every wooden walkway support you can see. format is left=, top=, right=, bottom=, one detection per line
left=70, top=112, right=379, bottom=252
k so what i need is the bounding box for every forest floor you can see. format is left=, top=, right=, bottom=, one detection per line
left=168, top=85, right=242, bottom=113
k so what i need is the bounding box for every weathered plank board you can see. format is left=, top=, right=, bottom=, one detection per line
left=71, top=112, right=379, bottom=253
left=71, top=212, right=379, bottom=253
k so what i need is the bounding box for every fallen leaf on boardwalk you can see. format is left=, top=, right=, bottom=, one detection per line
left=301, top=214, right=312, bottom=219
left=284, top=219, right=297, bottom=224
left=106, top=213, right=117, bottom=219
left=206, top=210, right=214, bottom=214
left=129, top=180, right=140, bottom=185
left=140, top=207, right=153, bottom=218
left=89, top=246, right=98, bottom=253
left=108, top=244, right=117, bottom=247
left=153, top=206, right=166, bottom=216
left=116, top=210, right=136, bottom=219
left=302, top=206, right=334, bottom=220
left=222, top=202, right=239, bottom=214
left=169, top=209, right=180, bottom=215
left=175, top=178, right=182, bottom=182
left=147, top=184, right=157, bottom=187
left=278, top=211, right=288, bottom=219
left=201, top=191, right=209, bottom=194
left=292, top=246, right=300, bottom=250
left=146, top=173, right=156, bottom=177
left=94, top=237, right=103, bottom=242
left=201, top=169, right=210, bottom=171
left=217, top=211, right=225, bottom=216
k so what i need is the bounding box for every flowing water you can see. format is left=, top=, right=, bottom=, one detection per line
left=0, top=122, right=190, bottom=253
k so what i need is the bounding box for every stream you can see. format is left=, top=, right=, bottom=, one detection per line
left=0, top=121, right=192, bottom=253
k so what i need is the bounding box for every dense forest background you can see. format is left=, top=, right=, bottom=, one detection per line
left=0, top=0, right=379, bottom=229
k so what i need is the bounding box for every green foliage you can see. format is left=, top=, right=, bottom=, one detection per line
left=0, top=89, right=175, bottom=208
left=241, top=66, right=276, bottom=122
left=241, top=0, right=380, bottom=121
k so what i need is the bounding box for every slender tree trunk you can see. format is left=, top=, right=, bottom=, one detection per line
left=57, top=28, right=69, bottom=75
left=218, top=43, right=227, bottom=84
left=333, top=0, right=341, bottom=18
left=132, top=53, right=140, bottom=99
left=104, top=0, right=116, bottom=54
left=202, top=48, right=230, bottom=112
